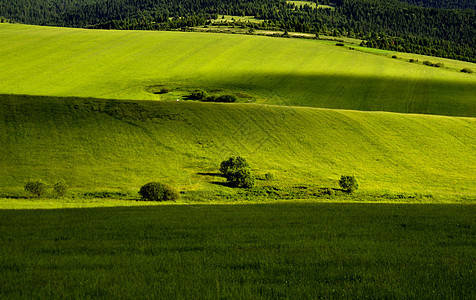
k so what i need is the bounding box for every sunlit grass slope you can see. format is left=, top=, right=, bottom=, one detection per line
left=1, top=94, right=475, bottom=197
left=0, top=23, right=475, bottom=117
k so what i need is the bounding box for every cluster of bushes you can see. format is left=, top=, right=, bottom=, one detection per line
left=154, top=87, right=170, bottom=94
left=24, top=180, right=68, bottom=198
left=218, top=156, right=358, bottom=193
left=461, top=68, right=473, bottom=74
left=188, top=90, right=237, bottom=103
left=23, top=159, right=358, bottom=202
left=423, top=60, right=444, bottom=68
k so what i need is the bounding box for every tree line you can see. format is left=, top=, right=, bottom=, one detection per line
left=1, top=0, right=475, bottom=62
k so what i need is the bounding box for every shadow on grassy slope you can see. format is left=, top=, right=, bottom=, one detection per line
left=204, top=73, right=476, bottom=117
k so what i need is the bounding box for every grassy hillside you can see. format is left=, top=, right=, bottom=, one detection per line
left=1, top=94, right=475, bottom=197
left=0, top=24, right=475, bottom=117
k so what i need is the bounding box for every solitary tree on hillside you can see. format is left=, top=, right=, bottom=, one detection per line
left=220, top=156, right=255, bottom=188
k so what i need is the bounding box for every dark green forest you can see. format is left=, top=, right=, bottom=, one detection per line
left=1, top=0, right=475, bottom=62
left=397, top=0, right=476, bottom=9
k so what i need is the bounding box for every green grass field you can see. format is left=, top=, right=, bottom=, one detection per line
left=1, top=204, right=474, bottom=298
left=1, top=94, right=475, bottom=199
left=1, top=24, right=475, bottom=117
left=0, top=22, right=475, bottom=298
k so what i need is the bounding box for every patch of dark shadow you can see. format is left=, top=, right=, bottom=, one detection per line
left=197, top=172, right=224, bottom=177
left=204, top=73, right=476, bottom=117
left=211, top=181, right=232, bottom=187
left=0, top=195, right=29, bottom=199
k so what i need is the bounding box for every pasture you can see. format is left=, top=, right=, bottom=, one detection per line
left=0, top=203, right=474, bottom=298
left=1, top=94, right=475, bottom=199
left=0, top=24, right=475, bottom=117
left=0, top=21, right=475, bottom=299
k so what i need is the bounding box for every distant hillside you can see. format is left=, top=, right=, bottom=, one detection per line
left=1, top=24, right=475, bottom=117
left=1, top=94, right=475, bottom=197
left=0, top=0, right=475, bottom=62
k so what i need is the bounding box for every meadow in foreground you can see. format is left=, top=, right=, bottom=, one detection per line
left=0, top=203, right=474, bottom=298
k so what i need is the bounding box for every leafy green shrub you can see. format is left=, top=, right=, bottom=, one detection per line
left=339, top=175, right=359, bottom=193
left=24, top=180, right=47, bottom=198
left=84, top=191, right=129, bottom=199
left=323, top=188, right=335, bottom=196
left=423, top=60, right=434, bottom=66
left=220, top=156, right=255, bottom=188
left=409, top=58, right=418, bottom=63
left=216, top=95, right=237, bottom=103
left=203, top=94, right=237, bottom=103
left=139, top=182, right=179, bottom=201
left=434, top=62, right=444, bottom=68
left=220, top=156, right=250, bottom=174
left=391, top=55, right=397, bottom=59
left=227, top=168, right=255, bottom=188
left=189, top=89, right=207, bottom=100
left=461, top=68, right=473, bottom=73
left=335, top=43, right=345, bottom=46
left=53, top=181, right=68, bottom=197
left=264, top=172, right=275, bottom=181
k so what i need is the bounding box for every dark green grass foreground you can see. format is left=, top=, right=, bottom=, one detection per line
left=1, top=204, right=474, bottom=298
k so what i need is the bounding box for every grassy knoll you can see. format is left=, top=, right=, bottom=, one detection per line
left=1, top=94, right=475, bottom=199
left=0, top=203, right=474, bottom=298
left=0, top=24, right=475, bottom=117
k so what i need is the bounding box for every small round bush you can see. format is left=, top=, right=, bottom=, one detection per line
left=339, top=175, right=359, bottom=193
left=53, top=181, right=68, bottom=197
left=264, top=172, right=275, bottom=181
left=25, top=180, right=47, bottom=198
left=461, top=68, right=473, bottom=74
left=139, top=182, right=179, bottom=201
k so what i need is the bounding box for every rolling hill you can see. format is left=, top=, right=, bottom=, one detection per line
left=0, top=24, right=475, bottom=199
left=1, top=94, right=475, bottom=197
left=0, top=24, right=475, bottom=117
